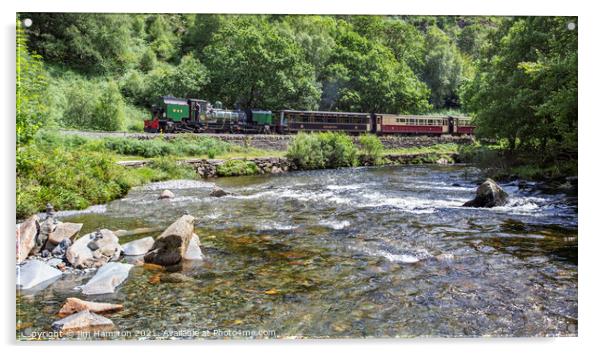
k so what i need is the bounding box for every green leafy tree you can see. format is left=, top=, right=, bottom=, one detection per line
left=203, top=16, right=321, bottom=110
left=461, top=17, right=577, bottom=154
left=422, top=27, right=465, bottom=108
left=16, top=19, right=48, bottom=147
left=24, top=13, right=135, bottom=73
left=323, top=21, right=430, bottom=113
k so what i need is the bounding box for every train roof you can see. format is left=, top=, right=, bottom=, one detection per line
left=161, top=96, right=188, bottom=105
left=279, top=109, right=370, bottom=116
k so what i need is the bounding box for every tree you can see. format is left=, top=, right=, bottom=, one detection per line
left=203, top=16, right=321, bottom=110
left=461, top=17, right=577, bottom=154
left=322, top=21, right=430, bottom=113
left=17, top=18, right=47, bottom=147
left=422, top=27, right=465, bottom=108
left=24, top=13, right=135, bottom=74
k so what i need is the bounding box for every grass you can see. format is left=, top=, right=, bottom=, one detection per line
left=216, top=160, right=261, bottom=177
left=384, top=143, right=461, bottom=156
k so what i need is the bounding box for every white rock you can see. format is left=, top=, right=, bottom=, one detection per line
left=51, top=310, right=114, bottom=332
left=17, top=260, right=62, bottom=290
left=121, top=236, right=155, bottom=256
left=16, top=215, right=39, bottom=263
left=159, top=189, right=175, bottom=199
left=66, top=229, right=121, bottom=268
left=81, top=262, right=133, bottom=295
left=183, top=234, right=204, bottom=260
left=47, top=222, right=83, bottom=245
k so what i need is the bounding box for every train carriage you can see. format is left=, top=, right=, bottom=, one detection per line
left=278, top=110, right=371, bottom=134
left=380, top=115, right=446, bottom=134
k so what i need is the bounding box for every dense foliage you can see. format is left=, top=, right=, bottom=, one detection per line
left=461, top=17, right=578, bottom=158
left=286, top=132, right=358, bottom=169
left=216, top=160, right=261, bottom=177
left=19, top=13, right=509, bottom=129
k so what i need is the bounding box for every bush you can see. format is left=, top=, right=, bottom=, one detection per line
left=358, top=134, right=384, bottom=165
left=216, top=159, right=260, bottom=177
left=286, top=133, right=326, bottom=169
left=61, top=79, right=126, bottom=131
left=17, top=145, right=129, bottom=218
left=286, top=132, right=358, bottom=169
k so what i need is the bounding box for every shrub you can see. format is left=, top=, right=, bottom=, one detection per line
left=318, top=132, right=358, bottom=168
left=61, top=79, right=126, bottom=131
left=358, top=134, right=384, bottom=165
left=286, top=132, right=359, bottom=169
left=216, top=160, right=260, bottom=177
left=286, top=133, right=326, bottom=169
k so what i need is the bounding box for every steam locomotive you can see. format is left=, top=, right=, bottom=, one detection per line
left=143, top=96, right=475, bottom=135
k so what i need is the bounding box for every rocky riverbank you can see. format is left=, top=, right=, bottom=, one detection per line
left=16, top=206, right=205, bottom=335
left=118, top=152, right=459, bottom=178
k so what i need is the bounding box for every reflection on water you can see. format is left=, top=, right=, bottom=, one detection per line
left=17, top=165, right=577, bottom=339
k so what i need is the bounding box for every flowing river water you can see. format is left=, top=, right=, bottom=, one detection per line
left=16, top=165, right=578, bottom=339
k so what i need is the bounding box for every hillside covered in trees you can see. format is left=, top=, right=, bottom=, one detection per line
left=18, top=14, right=577, bottom=157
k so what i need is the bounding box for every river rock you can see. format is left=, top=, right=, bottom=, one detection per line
left=463, top=178, right=508, bottom=208
left=209, top=186, right=228, bottom=197
left=51, top=238, right=72, bottom=258
left=122, top=236, right=155, bottom=256
left=66, top=229, right=121, bottom=268
left=16, top=215, right=39, bottom=263
left=32, top=216, right=57, bottom=254
left=58, top=297, right=123, bottom=317
left=159, top=189, right=175, bottom=199
left=17, top=260, right=62, bottom=290
left=47, top=222, right=83, bottom=247
left=144, top=215, right=195, bottom=266
left=183, top=234, right=203, bottom=260
left=436, top=157, right=449, bottom=165
left=81, top=262, right=133, bottom=295
left=160, top=272, right=196, bottom=284
left=51, top=310, right=114, bottom=333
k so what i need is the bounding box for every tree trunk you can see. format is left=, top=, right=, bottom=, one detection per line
left=143, top=215, right=195, bottom=266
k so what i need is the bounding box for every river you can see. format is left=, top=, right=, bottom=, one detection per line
left=16, top=165, right=578, bottom=339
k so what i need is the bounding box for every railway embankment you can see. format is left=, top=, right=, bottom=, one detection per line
left=117, top=152, right=460, bottom=178
left=59, top=129, right=474, bottom=151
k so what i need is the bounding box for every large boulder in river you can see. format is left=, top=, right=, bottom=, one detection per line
left=17, top=260, right=63, bottom=290
left=16, top=215, right=39, bottom=263
left=144, top=215, right=195, bottom=266
left=66, top=229, right=121, bottom=268
left=463, top=178, right=508, bottom=208
left=121, top=236, right=155, bottom=256
left=46, top=222, right=83, bottom=248
left=81, top=262, right=133, bottom=295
